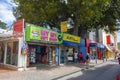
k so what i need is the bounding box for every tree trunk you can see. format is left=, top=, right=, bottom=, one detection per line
left=78, top=26, right=88, bottom=38
left=73, top=20, right=79, bottom=36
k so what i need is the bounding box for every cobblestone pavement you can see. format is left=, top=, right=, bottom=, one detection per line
left=0, top=59, right=110, bottom=80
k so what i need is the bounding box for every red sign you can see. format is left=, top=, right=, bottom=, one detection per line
left=13, top=19, right=24, bottom=38
left=106, top=35, right=111, bottom=44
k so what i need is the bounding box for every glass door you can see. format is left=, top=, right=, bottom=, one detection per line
left=6, top=41, right=18, bottom=66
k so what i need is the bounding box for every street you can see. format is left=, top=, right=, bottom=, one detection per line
left=0, top=60, right=120, bottom=80
left=55, top=60, right=120, bottom=80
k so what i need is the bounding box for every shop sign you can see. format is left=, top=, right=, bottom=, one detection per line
left=49, top=32, right=57, bottom=42
left=30, top=26, right=40, bottom=40
left=106, top=35, right=111, bottom=44
left=90, top=43, right=97, bottom=47
left=60, top=21, right=67, bottom=32
left=13, top=19, right=24, bottom=38
left=97, top=43, right=104, bottom=48
left=25, top=25, right=63, bottom=44
left=41, top=29, right=49, bottom=41
left=63, top=33, right=80, bottom=43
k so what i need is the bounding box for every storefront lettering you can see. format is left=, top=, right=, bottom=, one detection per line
left=32, top=30, right=39, bottom=37
left=49, top=32, right=57, bottom=42
left=66, top=36, right=77, bottom=42
left=41, top=30, right=49, bottom=41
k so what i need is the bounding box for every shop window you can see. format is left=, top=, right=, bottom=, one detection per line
left=0, top=42, right=5, bottom=63
left=6, top=41, right=18, bottom=66
left=6, top=42, right=12, bottom=64
left=12, top=41, right=18, bottom=66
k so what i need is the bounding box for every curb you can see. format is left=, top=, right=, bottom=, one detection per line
left=51, top=61, right=109, bottom=80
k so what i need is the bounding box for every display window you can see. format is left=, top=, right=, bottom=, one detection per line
left=51, top=47, right=56, bottom=64
left=0, top=42, right=5, bottom=63
left=90, top=47, right=97, bottom=59
left=6, top=41, right=18, bottom=66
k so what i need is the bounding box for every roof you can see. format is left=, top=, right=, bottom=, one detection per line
left=0, top=28, right=13, bottom=38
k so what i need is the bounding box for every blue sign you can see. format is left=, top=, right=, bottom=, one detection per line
left=97, top=43, right=104, bottom=48
left=62, top=41, right=79, bottom=47
left=90, top=43, right=97, bottom=47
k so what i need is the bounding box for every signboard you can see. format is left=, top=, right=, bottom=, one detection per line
left=25, top=25, right=63, bottom=44
left=13, top=19, right=24, bottom=38
left=60, top=21, right=67, bottom=32
left=106, top=35, right=111, bottom=44
left=63, top=33, right=80, bottom=43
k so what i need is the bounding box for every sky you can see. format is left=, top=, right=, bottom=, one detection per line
left=0, top=0, right=16, bottom=26
left=117, top=32, right=120, bottom=42
left=0, top=0, right=120, bottom=42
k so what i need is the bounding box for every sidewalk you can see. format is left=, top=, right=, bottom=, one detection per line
left=30, top=59, right=108, bottom=80
left=0, top=59, right=109, bottom=80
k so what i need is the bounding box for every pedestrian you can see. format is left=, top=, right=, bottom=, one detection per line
left=74, top=51, right=78, bottom=63
left=64, top=49, right=69, bottom=64
left=78, top=52, right=83, bottom=63
left=118, top=54, right=120, bottom=64
left=114, top=52, right=117, bottom=60
left=86, top=53, right=90, bottom=65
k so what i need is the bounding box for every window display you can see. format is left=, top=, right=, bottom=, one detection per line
left=6, top=41, right=18, bottom=66
left=30, top=48, right=36, bottom=63
left=0, top=42, right=5, bottom=63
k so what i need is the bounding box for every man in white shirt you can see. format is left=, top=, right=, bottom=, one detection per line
left=74, top=51, right=78, bottom=63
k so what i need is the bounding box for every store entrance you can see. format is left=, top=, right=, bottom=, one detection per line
left=27, top=44, right=48, bottom=67
left=27, top=44, right=57, bottom=67
left=60, top=47, right=76, bottom=65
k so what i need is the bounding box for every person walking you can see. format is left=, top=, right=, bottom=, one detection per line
left=74, top=51, right=78, bottom=63
left=118, top=54, right=120, bottom=64
left=64, top=50, right=69, bottom=64
left=78, top=52, right=83, bottom=63
left=86, top=53, right=90, bottom=65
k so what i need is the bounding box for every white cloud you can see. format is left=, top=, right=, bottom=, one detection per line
left=0, top=0, right=16, bottom=26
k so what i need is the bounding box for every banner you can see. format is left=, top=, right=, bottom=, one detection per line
left=13, top=19, right=24, bottom=38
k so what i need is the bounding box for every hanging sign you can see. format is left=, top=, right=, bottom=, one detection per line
left=60, top=21, right=67, bottom=32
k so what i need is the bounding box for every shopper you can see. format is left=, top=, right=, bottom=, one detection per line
left=78, top=52, right=83, bottom=63
left=64, top=50, right=69, bottom=64
left=118, top=54, right=120, bottom=64
left=74, top=51, right=78, bottom=63
left=86, top=53, right=90, bottom=65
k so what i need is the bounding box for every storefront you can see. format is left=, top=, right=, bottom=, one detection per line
left=60, top=33, right=80, bottom=64
left=78, top=38, right=87, bottom=59
left=97, top=43, right=105, bottom=60
left=0, top=37, right=26, bottom=71
left=85, top=39, right=91, bottom=54
left=25, top=25, right=62, bottom=67
left=89, top=43, right=97, bottom=60
left=105, top=45, right=113, bottom=59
